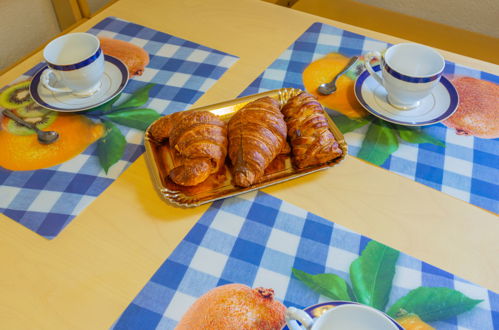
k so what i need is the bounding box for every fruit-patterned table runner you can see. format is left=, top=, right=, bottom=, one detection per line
left=113, top=191, right=498, bottom=329
left=0, top=17, right=238, bottom=239
left=241, top=22, right=498, bottom=214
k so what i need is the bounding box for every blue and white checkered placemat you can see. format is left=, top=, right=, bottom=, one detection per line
left=113, top=191, right=498, bottom=329
left=0, top=17, right=238, bottom=239
left=241, top=22, right=499, bottom=214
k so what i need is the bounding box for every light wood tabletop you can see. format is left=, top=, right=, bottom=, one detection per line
left=0, top=0, right=497, bottom=328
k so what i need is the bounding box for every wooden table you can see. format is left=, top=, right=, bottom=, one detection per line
left=0, top=0, right=497, bottom=328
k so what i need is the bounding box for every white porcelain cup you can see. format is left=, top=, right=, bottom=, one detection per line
left=364, top=43, right=445, bottom=110
left=286, top=304, right=400, bottom=330
left=41, top=32, right=105, bottom=97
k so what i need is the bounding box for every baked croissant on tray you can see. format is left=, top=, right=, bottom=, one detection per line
left=150, top=110, right=228, bottom=186
left=228, top=96, right=288, bottom=187
left=281, top=92, right=342, bottom=168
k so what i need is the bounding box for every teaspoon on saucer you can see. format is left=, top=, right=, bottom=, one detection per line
left=2, top=109, right=59, bottom=144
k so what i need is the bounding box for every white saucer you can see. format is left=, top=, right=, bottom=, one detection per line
left=30, top=55, right=129, bottom=112
left=354, top=65, right=459, bottom=126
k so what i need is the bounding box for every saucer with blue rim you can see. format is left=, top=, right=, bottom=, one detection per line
left=29, top=55, right=129, bottom=112
left=282, top=301, right=403, bottom=330
left=354, top=65, right=459, bottom=126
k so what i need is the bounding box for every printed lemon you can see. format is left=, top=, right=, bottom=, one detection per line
left=396, top=313, right=435, bottom=330
left=302, top=53, right=369, bottom=118
left=0, top=112, right=104, bottom=171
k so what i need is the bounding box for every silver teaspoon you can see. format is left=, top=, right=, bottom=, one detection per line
left=2, top=108, right=59, bottom=144
left=317, top=56, right=359, bottom=95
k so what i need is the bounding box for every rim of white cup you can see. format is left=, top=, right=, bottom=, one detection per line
left=383, top=42, right=445, bottom=79
left=312, top=303, right=400, bottom=329
left=43, top=32, right=101, bottom=70
left=295, top=301, right=404, bottom=330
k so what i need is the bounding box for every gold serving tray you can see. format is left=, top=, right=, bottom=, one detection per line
left=144, top=88, right=348, bottom=207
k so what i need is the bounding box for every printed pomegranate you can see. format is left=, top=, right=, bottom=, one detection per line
left=99, top=37, right=150, bottom=76
left=175, top=284, right=286, bottom=330
left=443, top=76, right=499, bottom=139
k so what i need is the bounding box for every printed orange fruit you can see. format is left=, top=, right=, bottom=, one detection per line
left=0, top=112, right=104, bottom=171
left=302, top=53, right=369, bottom=118
left=396, top=313, right=435, bottom=330
left=176, top=283, right=286, bottom=330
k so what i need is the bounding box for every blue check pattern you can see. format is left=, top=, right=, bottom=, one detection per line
left=113, top=191, right=498, bottom=329
left=240, top=22, right=499, bottom=214
left=0, top=17, right=238, bottom=239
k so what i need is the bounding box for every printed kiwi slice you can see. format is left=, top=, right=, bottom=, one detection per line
left=0, top=81, right=33, bottom=109
left=15, top=102, right=50, bottom=118
left=5, top=112, right=57, bottom=136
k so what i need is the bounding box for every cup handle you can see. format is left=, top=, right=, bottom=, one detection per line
left=364, top=51, right=384, bottom=87
left=286, top=307, right=314, bottom=330
left=41, top=68, right=71, bottom=93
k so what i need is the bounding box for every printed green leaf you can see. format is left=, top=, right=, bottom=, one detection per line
left=350, top=240, right=399, bottom=310
left=395, top=126, right=445, bottom=147
left=97, top=120, right=127, bottom=173
left=357, top=119, right=398, bottom=165
left=115, top=83, right=155, bottom=109
left=292, top=268, right=353, bottom=301
left=104, top=108, right=160, bottom=130
left=331, top=114, right=370, bottom=134
left=387, top=287, right=482, bottom=322
left=85, top=93, right=122, bottom=113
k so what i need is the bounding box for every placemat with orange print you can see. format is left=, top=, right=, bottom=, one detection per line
left=241, top=22, right=499, bottom=214
left=0, top=17, right=238, bottom=239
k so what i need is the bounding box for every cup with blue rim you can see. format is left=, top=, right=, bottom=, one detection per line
left=364, top=43, right=445, bottom=110
left=285, top=301, right=402, bottom=330
left=41, top=32, right=104, bottom=97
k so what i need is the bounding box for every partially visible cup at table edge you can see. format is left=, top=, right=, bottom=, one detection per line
left=364, top=43, right=445, bottom=110
left=41, top=32, right=105, bottom=97
left=285, top=303, right=401, bottom=330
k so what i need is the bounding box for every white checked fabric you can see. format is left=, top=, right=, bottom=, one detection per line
left=0, top=17, right=238, bottom=239
left=113, top=191, right=498, bottom=330
left=240, top=22, right=499, bottom=215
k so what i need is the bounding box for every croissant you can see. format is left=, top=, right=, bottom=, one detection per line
left=148, top=112, right=180, bottom=142
left=150, top=110, right=227, bottom=186
left=281, top=92, right=342, bottom=168
left=228, top=96, right=288, bottom=187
